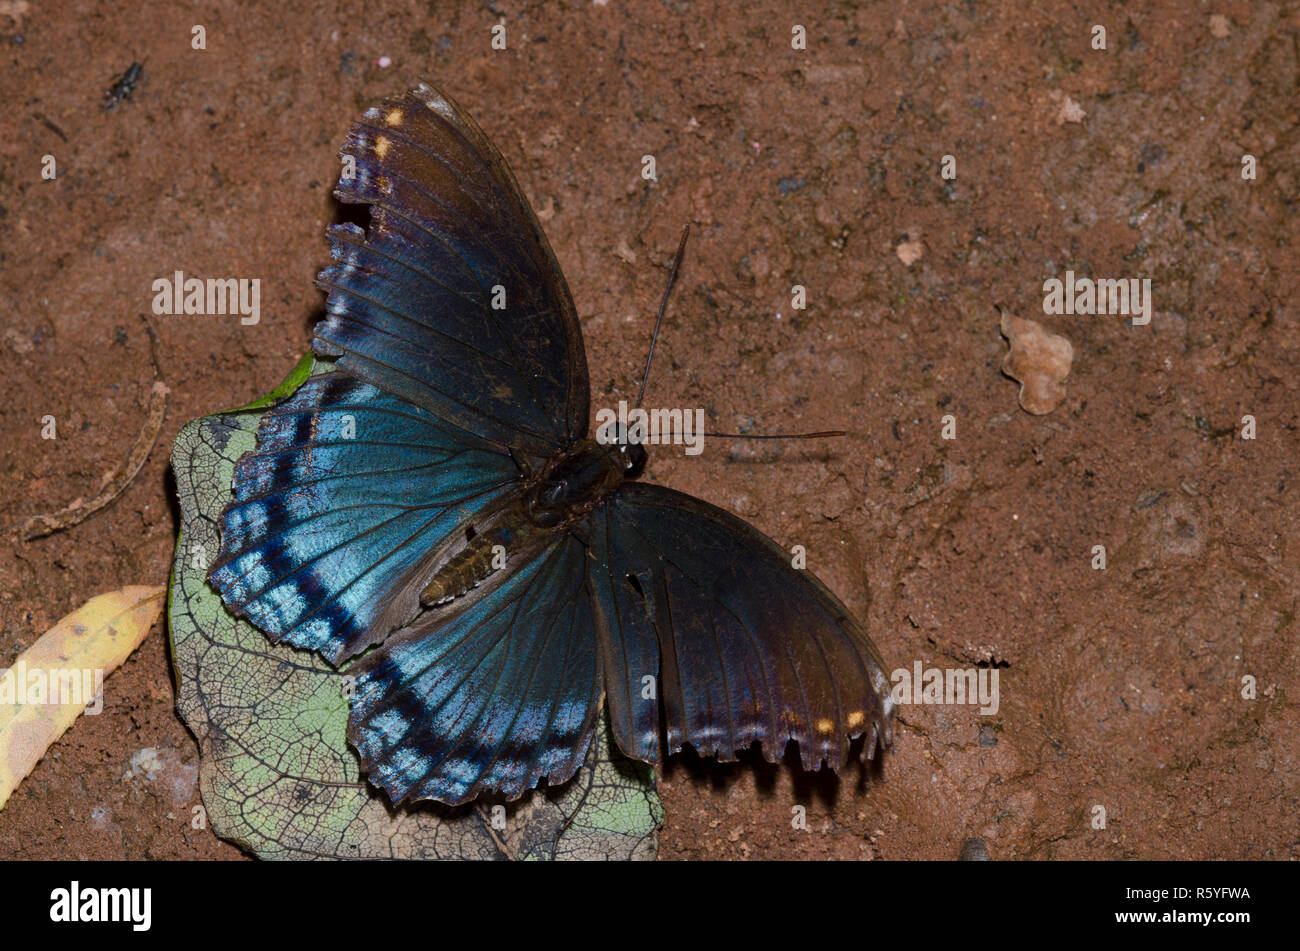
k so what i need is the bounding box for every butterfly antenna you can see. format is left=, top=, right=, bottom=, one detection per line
left=635, top=225, right=691, bottom=410
left=705, top=430, right=846, bottom=439
left=634, top=228, right=841, bottom=444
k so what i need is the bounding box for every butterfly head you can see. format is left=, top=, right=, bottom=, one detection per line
left=610, top=424, right=648, bottom=479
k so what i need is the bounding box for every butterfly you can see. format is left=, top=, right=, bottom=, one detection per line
left=208, top=81, right=895, bottom=807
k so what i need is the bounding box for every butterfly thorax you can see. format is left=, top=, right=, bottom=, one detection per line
left=418, top=439, right=644, bottom=608
left=525, top=438, right=644, bottom=527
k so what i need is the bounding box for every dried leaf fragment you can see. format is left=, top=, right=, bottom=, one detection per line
left=999, top=308, right=1074, bottom=415
left=0, top=586, right=164, bottom=810
left=21, top=380, right=169, bottom=541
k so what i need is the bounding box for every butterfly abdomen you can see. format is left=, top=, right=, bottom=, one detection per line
left=418, top=440, right=629, bottom=607
left=418, top=517, right=533, bottom=607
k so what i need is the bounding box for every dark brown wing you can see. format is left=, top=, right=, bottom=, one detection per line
left=589, top=482, right=894, bottom=771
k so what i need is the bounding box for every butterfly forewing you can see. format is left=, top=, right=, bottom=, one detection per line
left=211, top=82, right=592, bottom=669
left=208, top=372, right=520, bottom=663
left=316, top=82, right=589, bottom=459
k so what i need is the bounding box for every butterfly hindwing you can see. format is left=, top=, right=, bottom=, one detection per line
left=316, top=81, right=589, bottom=459
left=348, top=532, right=602, bottom=806
left=208, top=371, right=520, bottom=664
left=590, top=482, right=895, bottom=771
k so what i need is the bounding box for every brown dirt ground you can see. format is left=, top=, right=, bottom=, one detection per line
left=1, top=0, right=1296, bottom=860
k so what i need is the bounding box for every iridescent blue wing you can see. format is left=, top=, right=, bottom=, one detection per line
left=208, top=372, right=520, bottom=664
left=316, top=81, right=588, bottom=458
left=348, top=532, right=601, bottom=806
left=211, top=81, right=591, bottom=667
left=590, top=483, right=895, bottom=771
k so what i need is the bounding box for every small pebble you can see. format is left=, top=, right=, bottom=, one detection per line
left=895, top=236, right=924, bottom=266
left=129, top=747, right=162, bottom=781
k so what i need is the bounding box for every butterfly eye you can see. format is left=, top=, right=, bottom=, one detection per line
left=619, top=441, right=647, bottom=478
left=541, top=479, right=569, bottom=506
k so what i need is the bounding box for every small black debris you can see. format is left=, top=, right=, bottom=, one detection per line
left=1139, top=143, right=1166, bottom=168
left=104, top=62, right=144, bottom=110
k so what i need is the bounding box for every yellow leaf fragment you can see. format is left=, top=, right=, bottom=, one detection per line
left=0, top=585, right=164, bottom=810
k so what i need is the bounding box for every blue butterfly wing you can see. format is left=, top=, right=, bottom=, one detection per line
left=315, top=81, right=588, bottom=458
left=589, top=482, right=895, bottom=771
left=208, top=372, right=520, bottom=664
left=211, top=80, right=592, bottom=668
left=348, top=532, right=601, bottom=806
left=209, top=83, right=605, bottom=803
